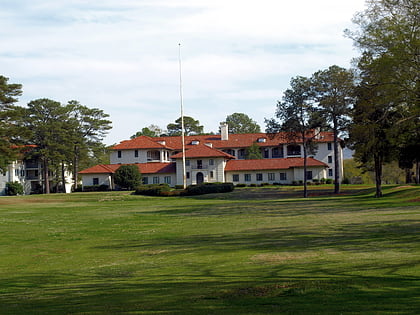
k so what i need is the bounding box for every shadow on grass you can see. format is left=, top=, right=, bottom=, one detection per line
left=0, top=272, right=419, bottom=314
left=93, top=219, right=419, bottom=256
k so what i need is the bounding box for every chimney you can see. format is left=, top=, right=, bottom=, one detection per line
left=220, top=122, right=229, bottom=141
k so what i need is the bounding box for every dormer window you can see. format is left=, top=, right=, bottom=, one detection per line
left=257, top=138, right=266, bottom=143
left=191, top=140, right=200, bottom=145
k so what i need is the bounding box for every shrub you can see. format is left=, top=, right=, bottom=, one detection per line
left=6, top=182, right=24, bottom=196
left=82, top=185, right=109, bottom=192
left=135, top=184, right=171, bottom=196
left=185, top=183, right=234, bottom=196
left=114, top=165, right=142, bottom=190
left=236, top=183, right=247, bottom=187
left=325, top=178, right=333, bottom=184
left=342, top=178, right=350, bottom=184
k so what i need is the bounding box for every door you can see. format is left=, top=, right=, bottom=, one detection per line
left=196, top=172, right=204, bottom=184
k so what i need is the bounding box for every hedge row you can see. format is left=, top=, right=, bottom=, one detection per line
left=82, top=185, right=110, bottom=192
left=135, top=184, right=171, bottom=196
left=185, top=182, right=234, bottom=195
left=134, top=182, right=234, bottom=197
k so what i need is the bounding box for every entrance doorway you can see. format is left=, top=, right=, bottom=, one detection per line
left=196, top=172, right=204, bottom=184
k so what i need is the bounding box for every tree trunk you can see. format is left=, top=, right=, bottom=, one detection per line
left=73, top=144, right=79, bottom=191
left=405, top=168, right=412, bottom=184
left=43, top=158, right=50, bottom=194
left=303, top=142, right=308, bottom=198
left=415, top=160, right=419, bottom=184
left=61, top=161, right=66, bottom=193
left=333, top=124, right=340, bottom=194
left=374, top=153, right=383, bottom=198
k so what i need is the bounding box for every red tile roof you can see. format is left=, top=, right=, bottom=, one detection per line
left=79, top=163, right=176, bottom=174
left=113, top=136, right=170, bottom=150
left=224, top=157, right=328, bottom=171
left=112, top=131, right=335, bottom=151
left=170, top=144, right=235, bottom=159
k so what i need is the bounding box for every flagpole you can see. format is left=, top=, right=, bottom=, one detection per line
left=178, top=43, right=187, bottom=189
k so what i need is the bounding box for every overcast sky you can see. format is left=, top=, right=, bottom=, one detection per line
left=1, top=0, right=366, bottom=144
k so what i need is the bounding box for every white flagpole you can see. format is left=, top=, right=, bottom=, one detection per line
left=178, top=43, right=187, bottom=189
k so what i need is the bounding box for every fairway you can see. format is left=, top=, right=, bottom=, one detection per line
left=0, top=185, right=419, bottom=314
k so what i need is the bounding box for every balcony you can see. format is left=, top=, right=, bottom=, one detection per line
left=25, top=162, right=39, bottom=169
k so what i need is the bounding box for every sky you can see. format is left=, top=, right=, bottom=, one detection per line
left=1, top=0, right=366, bottom=145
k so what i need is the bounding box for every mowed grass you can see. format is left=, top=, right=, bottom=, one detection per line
left=0, top=185, right=419, bottom=314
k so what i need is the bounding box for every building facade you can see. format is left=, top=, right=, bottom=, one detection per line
left=0, top=150, right=73, bottom=195
left=79, top=124, right=343, bottom=189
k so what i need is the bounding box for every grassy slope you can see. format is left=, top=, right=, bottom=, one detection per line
left=0, top=185, right=418, bottom=314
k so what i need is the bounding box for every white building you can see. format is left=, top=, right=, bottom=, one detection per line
left=79, top=124, right=343, bottom=189
left=0, top=147, right=73, bottom=195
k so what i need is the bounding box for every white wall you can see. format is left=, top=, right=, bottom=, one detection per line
left=226, top=166, right=327, bottom=185
left=142, top=173, right=176, bottom=187
left=81, top=174, right=112, bottom=188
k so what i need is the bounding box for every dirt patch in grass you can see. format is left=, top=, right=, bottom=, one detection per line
left=250, top=252, right=319, bottom=264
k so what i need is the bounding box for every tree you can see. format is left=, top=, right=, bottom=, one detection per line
left=349, top=54, right=399, bottom=197
left=246, top=142, right=263, bottom=159
left=0, top=75, right=23, bottom=173
left=167, top=116, right=204, bottom=136
left=266, top=76, right=322, bottom=198
left=67, top=100, right=112, bottom=191
left=131, top=125, right=163, bottom=139
left=23, top=99, right=72, bottom=194
left=114, top=165, right=142, bottom=190
left=311, top=65, right=356, bottom=193
left=346, top=0, right=420, bottom=191
left=224, top=113, right=261, bottom=134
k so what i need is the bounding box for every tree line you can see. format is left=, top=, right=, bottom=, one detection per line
left=1, top=0, right=418, bottom=198
left=266, top=0, right=419, bottom=197
left=0, top=79, right=112, bottom=193
left=130, top=112, right=261, bottom=139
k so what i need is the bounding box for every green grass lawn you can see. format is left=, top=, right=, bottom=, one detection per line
left=0, top=185, right=419, bottom=314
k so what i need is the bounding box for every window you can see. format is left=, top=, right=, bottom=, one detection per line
left=238, top=149, right=246, bottom=159
left=164, top=176, right=171, bottom=184
left=134, top=150, right=139, bottom=158
left=272, top=147, right=283, bottom=158
left=287, top=145, right=301, bottom=156
left=244, top=174, right=251, bottom=182
left=147, top=150, right=160, bottom=161
left=328, top=155, right=333, bottom=163
left=186, top=172, right=190, bottom=179
left=263, top=148, right=269, bottom=159
left=143, top=177, right=149, bottom=185
left=210, top=171, right=214, bottom=179
left=328, top=169, right=333, bottom=177
left=232, top=174, right=239, bottom=182
left=209, top=159, right=214, bottom=166
left=20, top=170, right=25, bottom=177
left=268, top=173, right=275, bottom=181
left=185, top=160, right=190, bottom=166
left=328, top=143, right=332, bottom=150
left=306, top=171, right=313, bottom=180
left=197, top=160, right=203, bottom=169
left=15, top=169, right=19, bottom=176
left=117, top=150, right=122, bottom=158
left=225, top=149, right=235, bottom=156
left=153, top=176, right=159, bottom=184
left=280, top=172, right=287, bottom=181
left=256, top=173, right=263, bottom=181
left=93, top=178, right=99, bottom=185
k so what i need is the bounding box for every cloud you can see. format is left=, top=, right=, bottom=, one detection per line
left=0, top=0, right=366, bottom=144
